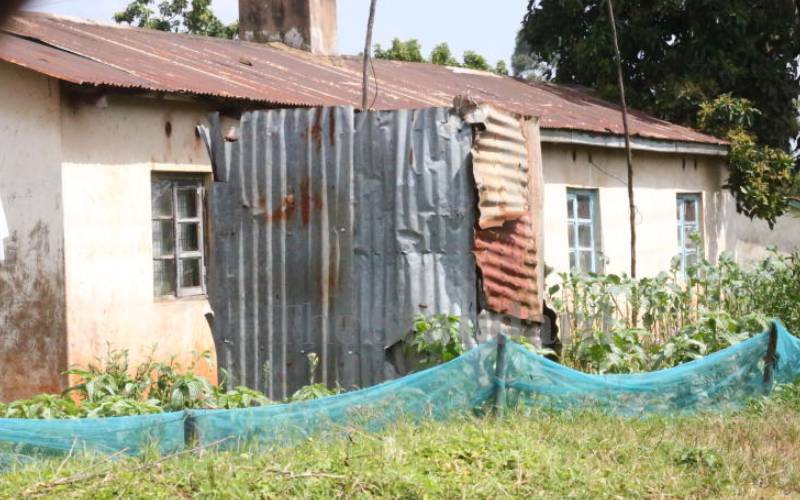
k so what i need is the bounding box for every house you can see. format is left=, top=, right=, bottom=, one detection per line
left=0, top=1, right=796, bottom=401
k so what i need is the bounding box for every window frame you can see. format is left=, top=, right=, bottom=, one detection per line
left=676, top=193, right=703, bottom=276
left=151, top=174, right=207, bottom=299
left=566, top=188, right=602, bottom=274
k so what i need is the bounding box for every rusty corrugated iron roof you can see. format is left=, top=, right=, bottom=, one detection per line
left=0, top=12, right=726, bottom=146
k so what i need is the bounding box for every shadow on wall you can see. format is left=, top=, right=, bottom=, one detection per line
left=0, top=221, right=67, bottom=402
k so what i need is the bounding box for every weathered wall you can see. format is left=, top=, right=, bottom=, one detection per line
left=60, top=94, right=217, bottom=383
left=541, top=144, right=727, bottom=278
left=0, top=62, right=67, bottom=401
left=721, top=201, right=800, bottom=261
left=239, top=0, right=337, bottom=55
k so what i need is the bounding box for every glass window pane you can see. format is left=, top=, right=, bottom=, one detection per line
left=580, top=251, right=594, bottom=272
left=569, top=251, right=576, bottom=270
left=152, top=221, right=174, bottom=257
left=567, top=196, right=575, bottom=219
left=177, top=188, right=198, bottom=219
left=154, top=260, right=176, bottom=296
left=578, top=224, right=592, bottom=248
left=180, top=258, right=202, bottom=288
left=151, top=179, right=173, bottom=217
left=686, top=252, right=698, bottom=268
left=684, top=226, right=699, bottom=249
left=568, top=223, right=577, bottom=250
left=684, top=200, right=697, bottom=222
left=178, top=223, right=200, bottom=253
left=577, top=196, right=591, bottom=219
left=676, top=199, right=682, bottom=220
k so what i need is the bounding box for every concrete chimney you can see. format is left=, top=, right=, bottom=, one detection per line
left=239, top=0, right=338, bottom=55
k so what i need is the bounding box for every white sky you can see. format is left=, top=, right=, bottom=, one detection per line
left=23, top=0, right=528, bottom=66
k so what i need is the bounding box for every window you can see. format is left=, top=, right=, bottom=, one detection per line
left=676, top=193, right=702, bottom=275
left=151, top=175, right=206, bottom=298
left=567, top=189, right=601, bottom=273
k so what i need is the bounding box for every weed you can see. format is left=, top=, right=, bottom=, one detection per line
left=405, top=313, right=469, bottom=370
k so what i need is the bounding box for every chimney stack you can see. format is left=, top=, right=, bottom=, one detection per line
left=239, top=0, right=338, bottom=55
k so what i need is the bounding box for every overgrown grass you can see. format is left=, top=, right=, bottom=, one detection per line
left=3, top=385, right=799, bottom=499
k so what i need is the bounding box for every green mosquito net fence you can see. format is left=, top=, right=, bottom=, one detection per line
left=1, top=320, right=799, bottom=462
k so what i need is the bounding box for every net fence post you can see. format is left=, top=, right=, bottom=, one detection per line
left=763, top=321, right=779, bottom=388
left=493, top=334, right=508, bottom=416
left=184, top=410, right=198, bottom=449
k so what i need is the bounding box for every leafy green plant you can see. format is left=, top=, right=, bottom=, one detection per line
left=81, top=396, right=163, bottom=418
left=551, top=250, right=797, bottom=374
left=289, top=353, right=339, bottom=402
left=148, top=354, right=216, bottom=411
left=725, top=131, right=797, bottom=228
left=0, top=395, right=80, bottom=419
left=405, top=314, right=469, bottom=370
left=510, top=335, right=555, bottom=358
left=213, top=386, right=273, bottom=409
left=63, top=345, right=154, bottom=403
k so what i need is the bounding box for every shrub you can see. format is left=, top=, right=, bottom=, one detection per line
left=551, top=250, right=799, bottom=373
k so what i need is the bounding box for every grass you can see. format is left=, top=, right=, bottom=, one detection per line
left=2, top=395, right=799, bottom=499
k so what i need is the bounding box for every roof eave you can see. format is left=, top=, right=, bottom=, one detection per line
left=541, top=129, right=729, bottom=157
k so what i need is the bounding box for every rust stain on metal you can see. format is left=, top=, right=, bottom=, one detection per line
left=258, top=193, right=296, bottom=222
left=0, top=12, right=725, bottom=146
left=309, top=108, right=323, bottom=144
left=460, top=101, right=530, bottom=229
left=300, top=176, right=322, bottom=226
left=475, top=215, right=541, bottom=321
left=328, top=109, right=336, bottom=144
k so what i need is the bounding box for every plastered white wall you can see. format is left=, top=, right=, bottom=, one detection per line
left=541, top=144, right=727, bottom=278
left=0, top=62, right=67, bottom=401
left=60, top=94, right=218, bottom=383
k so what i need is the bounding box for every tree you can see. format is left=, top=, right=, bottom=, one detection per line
left=493, top=60, right=509, bottom=76
left=516, top=0, right=800, bottom=226
left=374, top=38, right=425, bottom=62
left=430, top=43, right=459, bottom=67
left=114, top=0, right=237, bottom=39
left=516, top=1, right=800, bottom=152
left=462, top=50, right=490, bottom=71
left=698, top=94, right=796, bottom=228
left=377, top=39, right=508, bottom=74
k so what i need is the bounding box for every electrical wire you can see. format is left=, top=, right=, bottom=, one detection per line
left=589, top=157, right=628, bottom=186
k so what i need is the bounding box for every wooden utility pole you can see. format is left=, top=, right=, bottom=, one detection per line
left=606, top=0, right=637, bottom=278
left=361, top=0, right=378, bottom=110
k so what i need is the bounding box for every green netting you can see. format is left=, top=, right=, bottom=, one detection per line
left=503, top=320, right=800, bottom=415
left=0, top=320, right=798, bottom=462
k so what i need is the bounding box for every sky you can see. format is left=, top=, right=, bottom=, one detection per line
left=23, top=0, right=528, bottom=66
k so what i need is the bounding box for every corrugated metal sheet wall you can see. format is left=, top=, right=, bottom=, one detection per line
left=207, top=106, right=476, bottom=399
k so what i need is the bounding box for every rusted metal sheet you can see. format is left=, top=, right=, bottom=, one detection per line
left=206, top=106, right=476, bottom=398
left=473, top=114, right=544, bottom=322
left=0, top=12, right=725, bottom=146
left=458, top=99, right=530, bottom=229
